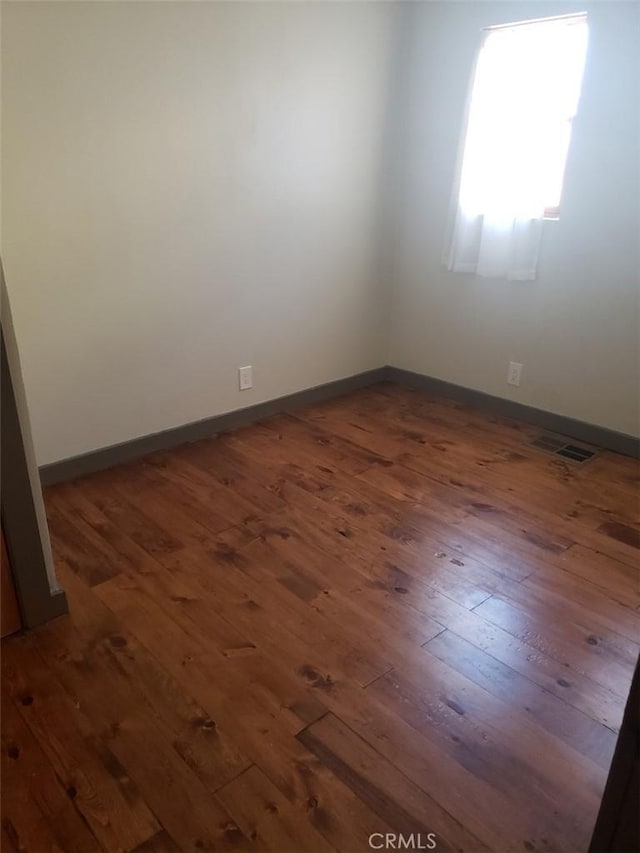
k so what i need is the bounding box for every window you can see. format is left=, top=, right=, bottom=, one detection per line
left=446, top=13, right=589, bottom=280
left=457, top=13, right=589, bottom=221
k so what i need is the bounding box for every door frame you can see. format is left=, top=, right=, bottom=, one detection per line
left=1, top=263, right=68, bottom=629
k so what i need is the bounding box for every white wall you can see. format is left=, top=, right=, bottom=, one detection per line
left=388, top=1, right=640, bottom=437
left=3, top=1, right=639, bottom=467
left=1, top=1, right=398, bottom=465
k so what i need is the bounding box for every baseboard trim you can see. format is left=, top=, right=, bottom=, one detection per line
left=39, top=363, right=638, bottom=485
left=39, top=368, right=388, bottom=486
left=386, top=366, right=640, bottom=458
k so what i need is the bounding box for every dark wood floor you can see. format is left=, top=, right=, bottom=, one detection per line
left=2, top=383, right=639, bottom=852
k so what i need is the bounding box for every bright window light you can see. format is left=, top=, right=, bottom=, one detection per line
left=457, top=13, right=589, bottom=220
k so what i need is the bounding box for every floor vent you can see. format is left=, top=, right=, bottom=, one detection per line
left=530, top=434, right=597, bottom=463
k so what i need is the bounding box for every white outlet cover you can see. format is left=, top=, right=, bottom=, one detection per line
left=507, top=362, right=523, bottom=386
left=238, top=365, right=253, bottom=390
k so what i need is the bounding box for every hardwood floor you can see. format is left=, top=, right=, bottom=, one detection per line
left=2, top=382, right=639, bottom=852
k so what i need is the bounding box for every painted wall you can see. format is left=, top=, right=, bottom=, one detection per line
left=3, top=1, right=638, bottom=467
left=2, top=1, right=398, bottom=465
left=388, top=1, right=640, bottom=437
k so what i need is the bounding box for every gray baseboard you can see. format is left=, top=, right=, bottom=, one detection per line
left=386, top=366, right=640, bottom=459
left=38, top=364, right=638, bottom=486
left=39, top=367, right=388, bottom=486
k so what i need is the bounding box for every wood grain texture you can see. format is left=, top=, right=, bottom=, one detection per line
left=3, top=382, right=639, bottom=852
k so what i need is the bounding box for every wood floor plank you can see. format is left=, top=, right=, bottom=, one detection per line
left=74, top=471, right=185, bottom=558
left=245, top=500, right=627, bottom=730
left=38, top=642, right=253, bottom=852
left=2, top=636, right=160, bottom=852
left=353, top=465, right=539, bottom=581
left=364, top=552, right=618, bottom=732
left=206, top=485, right=627, bottom=731
left=96, top=467, right=232, bottom=552
left=35, top=568, right=255, bottom=851
left=473, top=594, right=638, bottom=697
left=131, top=830, right=181, bottom=852
left=366, top=653, right=604, bottom=828
left=350, top=431, right=600, bottom=546
left=220, top=416, right=390, bottom=478
left=94, top=564, right=332, bottom=735
left=1, top=687, right=103, bottom=853
left=298, top=713, right=489, bottom=853
left=593, top=520, right=640, bottom=552
left=46, top=500, right=123, bottom=588
left=148, top=542, right=397, bottom=690
left=151, top=442, right=287, bottom=518
left=240, top=534, right=443, bottom=656
left=274, top=636, right=580, bottom=851
left=292, top=636, right=602, bottom=851
left=115, top=459, right=239, bottom=537
left=356, top=440, right=616, bottom=551
left=4, top=381, right=639, bottom=853
left=246, top=488, right=498, bottom=617
left=81, top=562, right=401, bottom=852
left=0, top=820, right=20, bottom=853
left=216, top=764, right=335, bottom=853
left=429, top=605, right=626, bottom=731
left=522, top=566, right=640, bottom=643
left=297, top=401, right=614, bottom=563
left=49, top=481, right=166, bottom=577
left=245, top=456, right=509, bottom=607
left=424, top=630, right=617, bottom=771
left=552, top=544, right=640, bottom=608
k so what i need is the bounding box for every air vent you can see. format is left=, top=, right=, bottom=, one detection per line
left=529, top=434, right=597, bottom=463
left=557, top=444, right=596, bottom=462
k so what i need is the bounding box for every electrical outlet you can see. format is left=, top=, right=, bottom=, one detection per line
left=507, top=361, right=523, bottom=387
left=238, top=365, right=253, bottom=391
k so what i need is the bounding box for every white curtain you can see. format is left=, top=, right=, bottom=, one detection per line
left=446, top=16, right=588, bottom=281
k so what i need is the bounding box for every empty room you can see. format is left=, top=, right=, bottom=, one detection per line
left=1, top=1, right=639, bottom=851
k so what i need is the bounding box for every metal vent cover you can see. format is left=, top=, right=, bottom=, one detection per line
left=529, top=433, right=597, bottom=463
